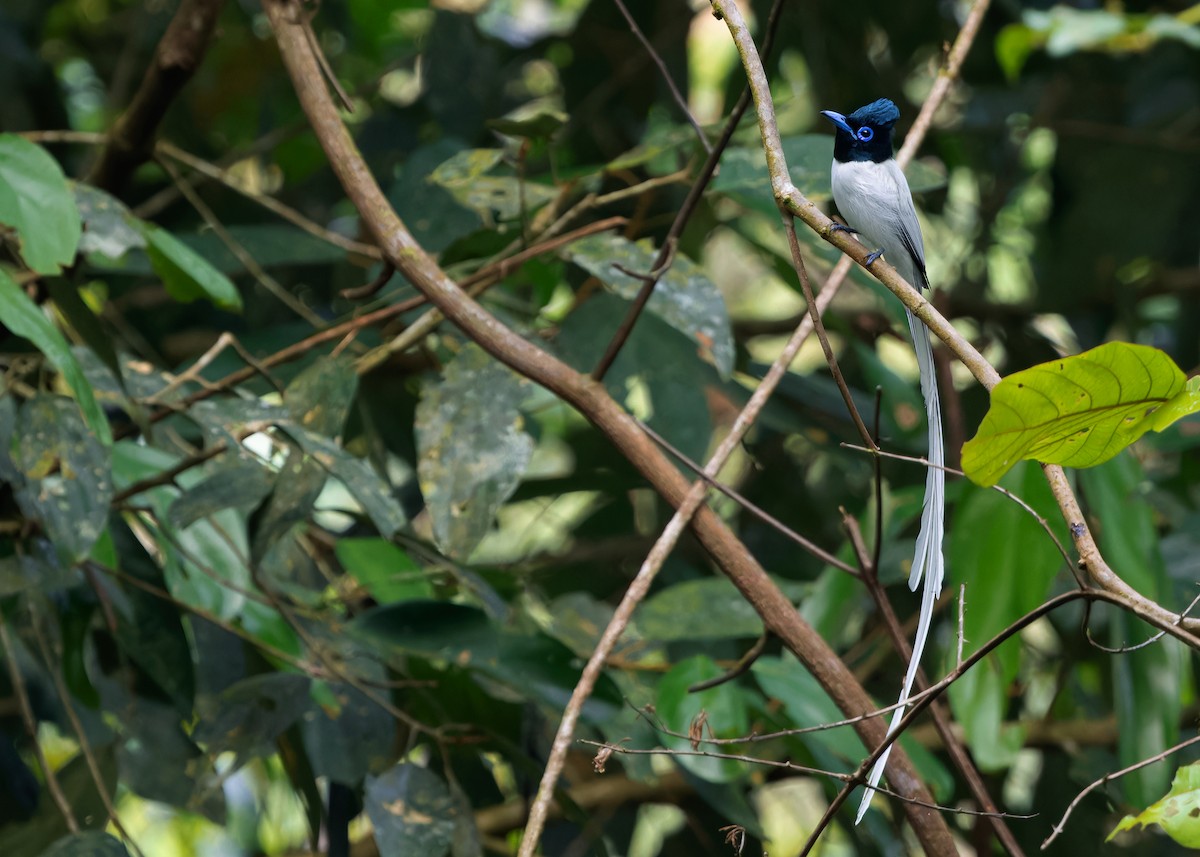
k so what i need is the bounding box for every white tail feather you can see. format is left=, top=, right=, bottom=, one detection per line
left=855, top=308, right=945, bottom=823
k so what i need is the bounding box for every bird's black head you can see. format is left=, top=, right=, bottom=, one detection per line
left=820, top=98, right=900, bottom=164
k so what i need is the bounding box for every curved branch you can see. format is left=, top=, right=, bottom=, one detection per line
left=261, top=0, right=955, bottom=853
left=707, top=0, right=1200, bottom=648
left=87, top=0, right=226, bottom=193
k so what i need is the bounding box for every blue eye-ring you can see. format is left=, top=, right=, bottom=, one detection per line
left=856, top=126, right=874, bottom=142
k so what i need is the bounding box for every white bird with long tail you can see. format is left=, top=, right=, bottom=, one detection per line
left=820, top=97, right=946, bottom=823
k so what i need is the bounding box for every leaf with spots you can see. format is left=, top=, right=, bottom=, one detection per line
left=11, top=395, right=112, bottom=564
left=961, top=342, right=1200, bottom=487
left=365, top=763, right=478, bottom=857
left=416, top=344, right=534, bottom=559
left=562, top=233, right=735, bottom=378
left=1109, top=762, right=1200, bottom=847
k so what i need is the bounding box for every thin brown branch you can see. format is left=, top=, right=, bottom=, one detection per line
left=710, top=0, right=1200, bottom=653
left=638, top=419, right=859, bottom=576
left=87, top=0, right=226, bottom=192
left=588, top=0, right=788, bottom=382
left=263, top=2, right=956, bottom=854
left=1043, top=732, right=1200, bottom=849
left=610, top=0, right=711, bottom=153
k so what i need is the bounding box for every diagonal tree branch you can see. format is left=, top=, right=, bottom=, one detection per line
left=707, top=0, right=1200, bottom=648
left=262, top=0, right=957, bottom=852
left=87, top=0, right=226, bottom=193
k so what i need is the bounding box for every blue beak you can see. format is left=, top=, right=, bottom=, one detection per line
left=820, top=110, right=853, bottom=135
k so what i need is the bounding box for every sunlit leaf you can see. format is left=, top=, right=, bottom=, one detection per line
left=0, top=269, right=111, bottom=444
left=562, top=232, right=735, bottom=377
left=962, top=342, right=1200, bottom=486
left=0, top=135, right=81, bottom=273
left=1109, top=762, right=1200, bottom=847
left=416, top=344, right=533, bottom=559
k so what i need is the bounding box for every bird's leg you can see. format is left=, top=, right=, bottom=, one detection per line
left=829, top=221, right=859, bottom=236
left=864, top=249, right=885, bottom=266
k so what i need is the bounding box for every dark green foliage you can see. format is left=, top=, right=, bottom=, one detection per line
left=0, top=0, right=1197, bottom=855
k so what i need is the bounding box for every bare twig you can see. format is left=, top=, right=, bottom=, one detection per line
left=1042, top=732, right=1200, bottom=849
left=589, top=0, right=788, bottom=382
left=610, top=0, right=711, bottom=153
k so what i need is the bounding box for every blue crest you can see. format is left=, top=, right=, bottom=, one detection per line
left=847, top=98, right=900, bottom=127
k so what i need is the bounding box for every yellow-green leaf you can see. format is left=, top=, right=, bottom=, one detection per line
left=0, top=135, right=82, bottom=274
left=1108, top=762, right=1200, bottom=847
left=962, top=342, right=1200, bottom=486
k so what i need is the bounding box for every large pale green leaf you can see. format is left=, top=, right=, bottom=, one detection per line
left=415, top=344, right=533, bottom=559
left=0, top=135, right=81, bottom=273
left=562, top=233, right=735, bottom=377
left=73, top=183, right=145, bottom=261
left=11, top=395, right=112, bottom=564
left=0, top=269, right=111, bottom=444
left=946, top=461, right=1063, bottom=770
left=1109, top=762, right=1200, bottom=847
left=962, top=342, right=1200, bottom=486
left=142, top=223, right=243, bottom=312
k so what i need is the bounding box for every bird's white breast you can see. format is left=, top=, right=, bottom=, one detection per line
left=829, top=159, right=925, bottom=288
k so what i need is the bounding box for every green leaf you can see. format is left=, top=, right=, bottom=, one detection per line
left=640, top=577, right=803, bottom=641
left=995, top=24, right=1041, bottom=81
left=416, top=344, right=534, bottom=559
left=168, top=457, right=275, bottom=529
left=1082, top=456, right=1189, bottom=805
left=0, top=269, right=112, bottom=444
left=753, top=654, right=867, bottom=764
left=486, top=107, right=568, bottom=138
left=73, top=183, right=146, bottom=261
left=303, top=678, right=396, bottom=785
left=1109, top=762, right=1200, bottom=847
left=142, top=223, right=243, bottom=312
left=40, top=832, right=131, bottom=857
left=335, top=538, right=432, bottom=603
left=962, top=342, right=1199, bottom=486
left=287, top=430, right=408, bottom=537
left=11, top=395, right=112, bottom=564
left=656, top=655, right=750, bottom=783
left=557, top=293, right=716, bottom=464
left=947, top=461, right=1063, bottom=770
left=194, top=673, right=312, bottom=767
left=365, top=763, right=474, bottom=857
left=0, top=135, right=81, bottom=273
left=562, top=233, right=735, bottom=377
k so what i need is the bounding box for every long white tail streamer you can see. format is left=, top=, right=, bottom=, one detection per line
left=855, top=307, right=945, bottom=823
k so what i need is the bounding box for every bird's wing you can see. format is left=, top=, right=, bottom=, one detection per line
left=884, top=161, right=929, bottom=290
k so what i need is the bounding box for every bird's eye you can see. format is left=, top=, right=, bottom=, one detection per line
left=856, top=127, right=874, bottom=142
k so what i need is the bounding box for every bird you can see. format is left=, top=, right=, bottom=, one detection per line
left=820, top=98, right=945, bottom=823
